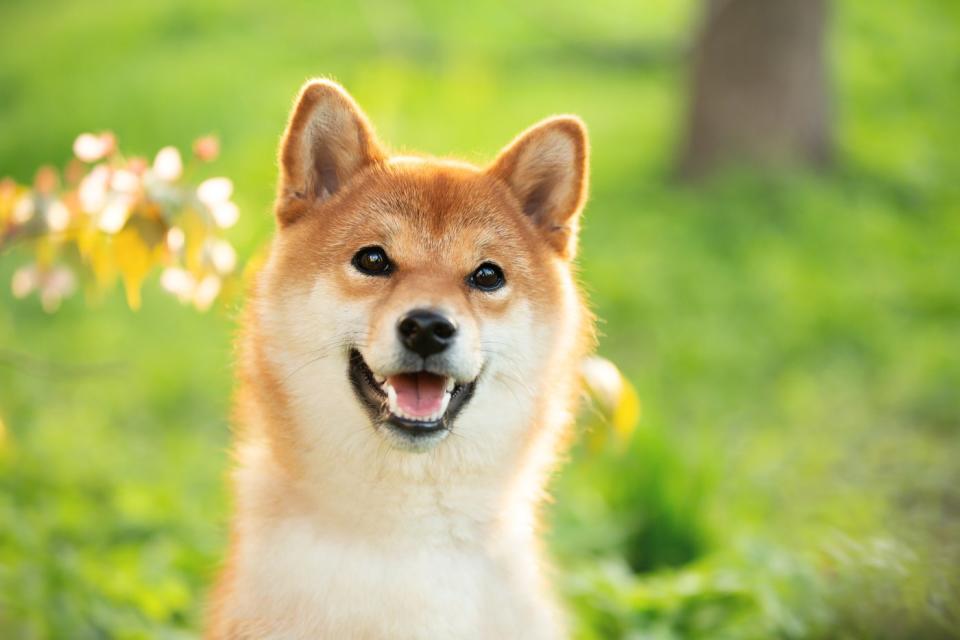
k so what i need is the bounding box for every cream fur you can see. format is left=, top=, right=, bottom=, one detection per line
left=211, top=266, right=582, bottom=639
left=208, top=79, right=590, bottom=639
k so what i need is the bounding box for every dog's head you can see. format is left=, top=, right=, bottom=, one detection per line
left=252, top=80, right=589, bottom=471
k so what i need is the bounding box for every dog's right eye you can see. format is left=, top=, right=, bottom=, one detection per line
left=352, top=246, right=392, bottom=276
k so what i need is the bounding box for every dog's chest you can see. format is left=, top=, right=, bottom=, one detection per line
left=234, top=517, right=552, bottom=639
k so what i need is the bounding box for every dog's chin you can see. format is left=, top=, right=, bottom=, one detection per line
left=347, top=349, right=477, bottom=452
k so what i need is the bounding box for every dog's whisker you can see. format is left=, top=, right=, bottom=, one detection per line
left=282, top=339, right=370, bottom=380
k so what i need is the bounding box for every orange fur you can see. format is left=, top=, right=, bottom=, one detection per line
left=206, top=79, right=594, bottom=639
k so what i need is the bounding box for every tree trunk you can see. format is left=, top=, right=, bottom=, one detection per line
left=677, top=0, right=832, bottom=180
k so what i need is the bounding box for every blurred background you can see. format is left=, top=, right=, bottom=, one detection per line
left=1, top=0, right=958, bottom=638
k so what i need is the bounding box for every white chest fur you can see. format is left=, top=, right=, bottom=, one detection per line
left=221, top=449, right=564, bottom=639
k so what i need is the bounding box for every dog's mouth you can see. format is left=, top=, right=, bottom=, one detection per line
left=348, top=349, right=477, bottom=442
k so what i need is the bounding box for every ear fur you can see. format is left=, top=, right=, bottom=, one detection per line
left=276, top=79, right=384, bottom=225
left=489, top=116, right=589, bottom=259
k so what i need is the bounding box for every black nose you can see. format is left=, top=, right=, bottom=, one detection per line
left=397, top=309, right=457, bottom=358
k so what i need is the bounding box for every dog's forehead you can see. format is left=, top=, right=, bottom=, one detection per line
left=336, top=164, right=530, bottom=258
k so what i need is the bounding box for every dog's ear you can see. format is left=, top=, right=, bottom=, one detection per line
left=489, top=116, right=588, bottom=259
left=276, top=79, right=384, bottom=225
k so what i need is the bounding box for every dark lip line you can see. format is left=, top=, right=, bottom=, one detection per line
left=347, top=348, right=477, bottom=437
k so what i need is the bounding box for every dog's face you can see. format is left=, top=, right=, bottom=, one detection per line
left=254, top=81, right=588, bottom=470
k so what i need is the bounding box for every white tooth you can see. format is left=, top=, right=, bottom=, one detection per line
left=385, top=383, right=399, bottom=414
left=375, top=375, right=386, bottom=385
left=445, top=377, right=455, bottom=392
left=439, top=390, right=451, bottom=416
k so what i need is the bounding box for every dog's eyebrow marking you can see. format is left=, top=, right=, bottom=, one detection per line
left=468, top=230, right=507, bottom=260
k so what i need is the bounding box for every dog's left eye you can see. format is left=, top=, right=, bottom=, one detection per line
left=468, top=262, right=505, bottom=292
left=352, top=246, right=392, bottom=276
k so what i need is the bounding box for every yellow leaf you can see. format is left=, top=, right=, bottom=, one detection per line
left=88, top=236, right=117, bottom=290
left=114, top=228, right=153, bottom=310
left=34, top=235, right=58, bottom=267
left=75, top=220, right=100, bottom=259
left=0, top=178, right=20, bottom=227
left=181, top=210, right=209, bottom=275
left=611, top=375, right=642, bottom=441
left=581, top=356, right=641, bottom=450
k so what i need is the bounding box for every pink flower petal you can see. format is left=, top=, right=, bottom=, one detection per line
left=110, top=169, right=139, bottom=193
left=153, top=146, right=183, bottom=182
left=210, top=201, right=239, bottom=228
left=192, top=274, right=221, bottom=311
left=12, top=195, right=34, bottom=223
left=11, top=265, right=39, bottom=298
left=74, top=133, right=109, bottom=163
left=45, top=266, right=76, bottom=298
left=208, top=239, right=237, bottom=274
left=193, top=136, right=220, bottom=162
left=161, top=267, right=196, bottom=302
left=45, top=200, right=71, bottom=232
left=79, top=165, right=110, bottom=213
left=98, top=132, right=116, bottom=157
left=166, top=227, right=185, bottom=252
left=99, top=194, right=133, bottom=233
left=197, top=177, right=233, bottom=207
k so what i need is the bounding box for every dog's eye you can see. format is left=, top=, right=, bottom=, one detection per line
left=352, top=246, right=392, bottom=276
left=468, top=262, right=505, bottom=292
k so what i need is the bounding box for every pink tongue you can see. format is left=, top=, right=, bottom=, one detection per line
left=389, top=372, right=446, bottom=418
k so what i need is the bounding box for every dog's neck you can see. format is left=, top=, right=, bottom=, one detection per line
left=234, top=403, right=554, bottom=550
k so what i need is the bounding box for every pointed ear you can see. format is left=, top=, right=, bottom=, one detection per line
left=489, top=116, right=588, bottom=258
left=276, top=79, right=384, bottom=225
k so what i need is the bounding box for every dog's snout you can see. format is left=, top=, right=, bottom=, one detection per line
left=397, top=309, right=457, bottom=357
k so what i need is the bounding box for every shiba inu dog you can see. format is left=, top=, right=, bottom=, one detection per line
left=207, top=79, right=593, bottom=639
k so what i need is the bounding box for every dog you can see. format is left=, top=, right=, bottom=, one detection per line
left=206, top=79, right=593, bottom=639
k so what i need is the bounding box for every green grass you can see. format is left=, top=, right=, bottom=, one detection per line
left=1, top=0, right=959, bottom=637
